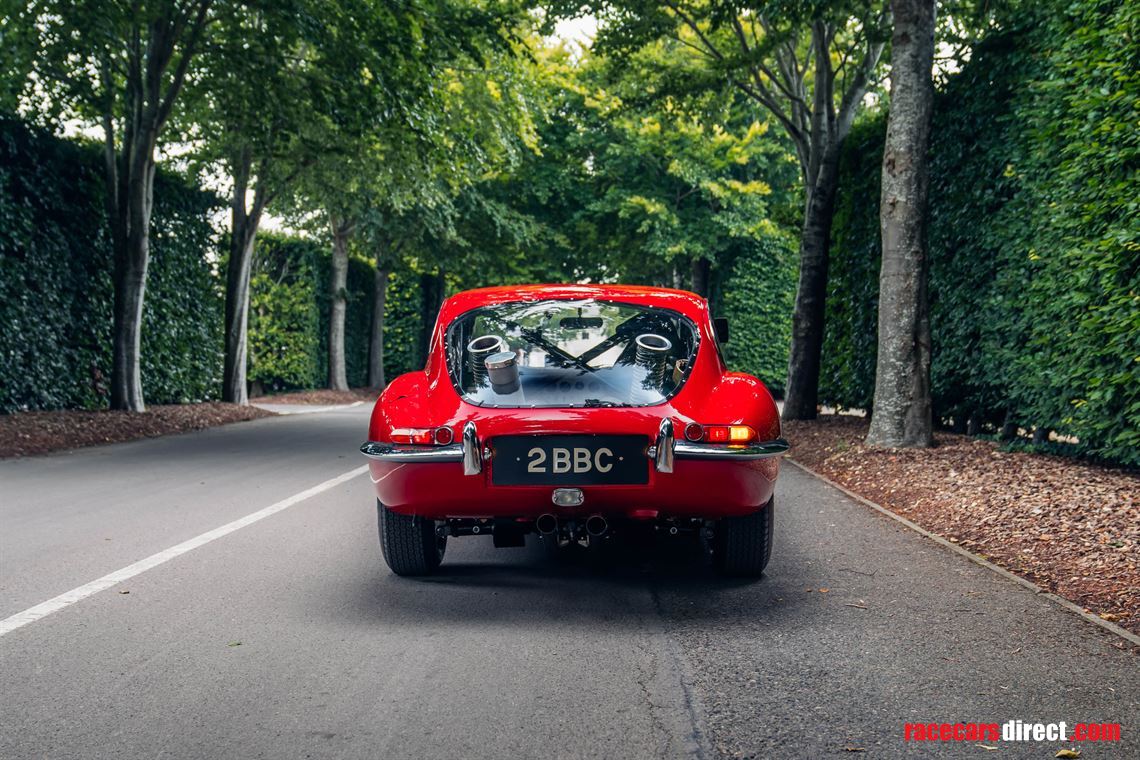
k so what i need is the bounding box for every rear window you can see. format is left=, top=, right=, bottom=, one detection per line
left=445, top=299, right=699, bottom=408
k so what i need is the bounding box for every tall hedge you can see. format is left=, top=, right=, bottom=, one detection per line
left=819, top=117, right=884, bottom=412
left=248, top=236, right=322, bottom=391
left=1012, top=0, right=1140, bottom=461
left=381, top=267, right=426, bottom=381
left=722, top=233, right=797, bottom=395
left=248, top=233, right=424, bottom=392
left=822, top=0, right=1140, bottom=465
left=0, top=117, right=425, bottom=409
left=0, top=116, right=222, bottom=411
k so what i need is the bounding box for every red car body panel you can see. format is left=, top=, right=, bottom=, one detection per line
left=365, top=284, right=783, bottom=520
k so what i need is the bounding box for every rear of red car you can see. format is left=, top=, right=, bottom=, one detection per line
left=362, top=284, right=787, bottom=576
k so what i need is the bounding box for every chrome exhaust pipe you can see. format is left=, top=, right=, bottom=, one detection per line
left=585, top=514, right=609, bottom=537
left=535, top=514, right=558, bottom=536
left=467, top=335, right=505, bottom=384
left=634, top=333, right=672, bottom=385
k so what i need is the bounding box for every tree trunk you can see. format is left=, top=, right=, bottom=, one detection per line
left=222, top=217, right=257, bottom=404
left=328, top=217, right=351, bottom=391
left=109, top=149, right=156, bottom=413
left=1032, top=427, right=1051, bottom=446
left=690, top=257, right=711, bottom=297
left=1000, top=410, right=1018, bottom=441
left=866, top=0, right=937, bottom=448
left=110, top=241, right=149, bottom=412
left=783, top=150, right=841, bottom=420
left=368, top=263, right=389, bottom=389
left=222, top=152, right=267, bottom=405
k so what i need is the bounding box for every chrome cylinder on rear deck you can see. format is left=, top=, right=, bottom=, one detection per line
left=466, top=335, right=505, bottom=385
left=634, top=333, right=672, bottom=387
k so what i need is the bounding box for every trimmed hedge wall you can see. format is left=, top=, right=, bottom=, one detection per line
left=0, top=116, right=223, bottom=411
left=821, top=0, right=1140, bottom=465
left=248, top=236, right=322, bottom=391
left=722, top=233, right=797, bottom=396
left=248, top=233, right=423, bottom=393
left=1, top=117, right=424, bottom=410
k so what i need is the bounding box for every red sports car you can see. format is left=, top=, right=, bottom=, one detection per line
left=361, top=284, right=788, bottom=576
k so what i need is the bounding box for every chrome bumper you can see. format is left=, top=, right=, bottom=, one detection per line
left=360, top=441, right=463, bottom=462
left=662, top=439, right=790, bottom=460
left=363, top=416, right=788, bottom=473
left=362, top=421, right=483, bottom=472
left=363, top=439, right=789, bottom=464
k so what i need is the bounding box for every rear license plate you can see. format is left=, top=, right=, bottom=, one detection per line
left=491, top=435, right=649, bottom=486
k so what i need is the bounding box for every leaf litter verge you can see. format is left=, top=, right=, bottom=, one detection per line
left=783, top=416, right=1139, bottom=648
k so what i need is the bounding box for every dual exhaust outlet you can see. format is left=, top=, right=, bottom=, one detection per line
left=536, top=513, right=608, bottom=538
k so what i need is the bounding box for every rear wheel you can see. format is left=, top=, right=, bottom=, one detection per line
left=378, top=500, right=445, bottom=576
left=713, top=497, right=774, bottom=577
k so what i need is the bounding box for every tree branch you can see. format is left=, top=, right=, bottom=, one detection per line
left=156, top=0, right=213, bottom=129
left=661, top=0, right=725, bottom=62
left=835, top=26, right=886, bottom=143
left=729, top=15, right=808, bottom=111
left=731, top=79, right=808, bottom=166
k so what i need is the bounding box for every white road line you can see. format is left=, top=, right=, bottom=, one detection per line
left=0, top=465, right=369, bottom=638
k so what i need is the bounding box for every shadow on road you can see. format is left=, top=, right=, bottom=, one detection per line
left=337, top=533, right=802, bottom=629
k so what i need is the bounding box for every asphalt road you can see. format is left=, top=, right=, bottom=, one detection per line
left=1, top=405, right=1137, bottom=759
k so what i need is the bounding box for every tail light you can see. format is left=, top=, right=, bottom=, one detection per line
left=690, top=424, right=757, bottom=444
left=390, top=427, right=454, bottom=445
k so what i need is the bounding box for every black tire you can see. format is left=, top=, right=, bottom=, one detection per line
left=713, top=497, right=774, bottom=577
left=377, top=500, right=445, bottom=576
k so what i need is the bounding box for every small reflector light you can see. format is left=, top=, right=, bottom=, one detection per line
left=551, top=488, right=584, bottom=507
left=434, top=426, right=454, bottom=445
left=684, top=422, right=704, bottom=441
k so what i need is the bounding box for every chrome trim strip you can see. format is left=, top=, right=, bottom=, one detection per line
left=654, top=417, right=675, bottom=473
left=360, top=441, right=463, bottom=462
left=462, top=420, right=483, bottom=475
left=670, top=438, right=790, bottom=460
left=363, top=433, right=788, bottom=465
